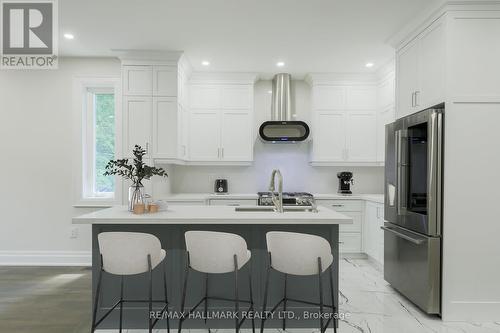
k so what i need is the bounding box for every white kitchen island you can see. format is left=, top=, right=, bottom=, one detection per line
left=73, top=205, right=351, bottom=331
left=73, top=204, right=353, bottom=225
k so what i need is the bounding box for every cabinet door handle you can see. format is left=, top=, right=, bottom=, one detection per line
left=411, top=92, right=415, bottom=107
left=217, top=148, right=220, bottom=158
left=331, top=204, right=344, bottom=207
left=415, top=91, right=420, bottom=107
left=227, top=203, right=240, bottom=206
left=221, top=147, right=224, bottom=159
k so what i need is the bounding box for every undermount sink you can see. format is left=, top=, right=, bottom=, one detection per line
left=234, top=206, right=318, bottom=213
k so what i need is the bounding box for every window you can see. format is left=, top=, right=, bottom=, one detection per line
left=84, top=89, right=115, bottom=198
left=74, top=77, right=121, bottom=206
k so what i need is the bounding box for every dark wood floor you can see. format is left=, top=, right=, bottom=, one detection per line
left=0, top=266, right=91, bottom=333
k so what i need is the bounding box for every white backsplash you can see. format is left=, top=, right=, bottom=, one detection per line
left=163, top=141, right=384, bottom=194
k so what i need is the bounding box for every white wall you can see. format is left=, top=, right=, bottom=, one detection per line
left=0, top=58, right=121, bottom=265
left=165, top=80, right=385, bottom=194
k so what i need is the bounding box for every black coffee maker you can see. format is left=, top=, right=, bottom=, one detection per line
left=337, top=171, right=354, bottom=194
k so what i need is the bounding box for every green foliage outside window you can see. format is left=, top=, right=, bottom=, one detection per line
left=94, top=93, right=115, bottom=193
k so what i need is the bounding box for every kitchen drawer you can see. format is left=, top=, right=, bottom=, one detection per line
left=167, top=200, right=206, bottom=206
left=316, top=199, right=363, bottom=212
left=339, top=211, right=362, bottom=232
left=339, top=232, right=362, bottom=253
left=208, top=199, right=257, bottom=206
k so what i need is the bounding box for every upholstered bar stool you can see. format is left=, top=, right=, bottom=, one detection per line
left=261, top=231, right=338, bottom=333
left=92, top=232, right=170, bottom=333
left=178, top=231, right=255, bottom=333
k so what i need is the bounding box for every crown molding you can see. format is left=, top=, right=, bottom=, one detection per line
left=305, top=72, right=378, bottom=86
left=387, top=1, right=500, bottom=50
left=189, top=72, right=258, bottom=85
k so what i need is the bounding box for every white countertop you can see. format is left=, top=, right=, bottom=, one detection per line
left=72, top=205, right=353, bottom=225
left=161, top=193, right=384, bottom=204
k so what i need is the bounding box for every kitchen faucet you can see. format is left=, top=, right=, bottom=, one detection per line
left=268, top=169, right=284, bottom=213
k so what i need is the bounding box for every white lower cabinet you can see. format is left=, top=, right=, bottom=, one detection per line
left=364, top=201, right=385, bottom=264
left=316, top=199, right=363, bottom=253
left=167, top=200, right=206, bottom=206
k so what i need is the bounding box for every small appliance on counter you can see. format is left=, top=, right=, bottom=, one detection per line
left=214, top=179, right=228, bottom=194
left=337, top=171, right=354, bottom=194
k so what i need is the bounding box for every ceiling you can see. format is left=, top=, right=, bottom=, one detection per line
left=59, top=0, right=440, bottom=75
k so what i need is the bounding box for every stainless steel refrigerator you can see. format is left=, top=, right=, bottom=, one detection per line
left=384, top=107, right=443, bottom=315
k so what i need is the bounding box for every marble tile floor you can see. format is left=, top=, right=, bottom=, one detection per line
left=0, top=260, right=499, bottom=333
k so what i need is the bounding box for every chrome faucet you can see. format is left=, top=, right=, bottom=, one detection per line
left=268, top=169, right=284, bottom=213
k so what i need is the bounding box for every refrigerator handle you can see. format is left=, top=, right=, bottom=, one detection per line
left=381, top=226, right=427, bottom=245
left=396, top=130, right=407, bottom=215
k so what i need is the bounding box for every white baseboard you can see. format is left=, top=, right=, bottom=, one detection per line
left=0, top=251, right=92, bottom=266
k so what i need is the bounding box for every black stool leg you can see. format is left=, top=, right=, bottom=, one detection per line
left=163, top=259, right=170, bottom=333
left=249, top=266, right=255, bottom=333
left=204, top=273, right=209, bottom=324
left=178, top=252, right=190, bottom=333
left=283, top=274, right=287, bottom=331
left=233, top=255, right=239, bottom=333
left=329, top=264, right=337, bottom=333
left=91, top=255, right=104, bottom=333
left=318, top=257, right=324, bottom=333
left=148, top=255, right=153, bottom=333
left=260, top=252, right=271, bottom=333
left=119, top=275, right=124, bottom=333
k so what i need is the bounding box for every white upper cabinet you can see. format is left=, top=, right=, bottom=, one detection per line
left=220, top=111, right=253, bottom=161
left=396, top=17, right=445, bottom=118
left=347, top=86, right=377, bottom=110
left=190, top=85, right=220, bottom=109
left=346, top=111, right=377, bottom=162
left=123, top=65, right=153, bottom=96
left=419, top=19, right=445, bottom=108
left=221, top=85, right=253, bottom=109
left=153, top=65, right=177, bottom=97
left=122, top=60, right=180, bottom=161
left=310, top=82, right=379, bottom=164
left=313, top=86, right=346, bottom=110
left=187, top=82, right=254, bottom=163
left=123, top=96, right=152, bottom=157
left=189, top=110, right=221, bottom=161
left=397, top=41, right=420, bottom=118
left=152, top=97, right=177, bottom=159
left=377, top=106, right=395, bottom=162
left=312, top=111, right=346, bottom=161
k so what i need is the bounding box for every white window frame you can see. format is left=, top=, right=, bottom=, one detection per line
left=73, top=77, right=122, bottom=207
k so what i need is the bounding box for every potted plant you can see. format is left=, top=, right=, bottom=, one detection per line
left=104, top=145, right=168, bottom=211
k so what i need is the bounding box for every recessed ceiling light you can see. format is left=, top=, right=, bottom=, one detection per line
left=276, top=61, right=285, bottom=67
left=201, top=60, right=210, bottom=66
left=64, top=33, right=74, bottom=40
left=365, top=62, right=374, bottom=68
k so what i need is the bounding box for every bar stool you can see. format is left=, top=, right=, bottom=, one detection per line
left=261, top=231, right=338, bottom=333
left=92, top=232, right=170, bottom=333
left=178, top=231, right=255, bottom=333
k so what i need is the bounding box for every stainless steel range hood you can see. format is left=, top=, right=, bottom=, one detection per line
left=259, top=73, right=310, bottom=142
